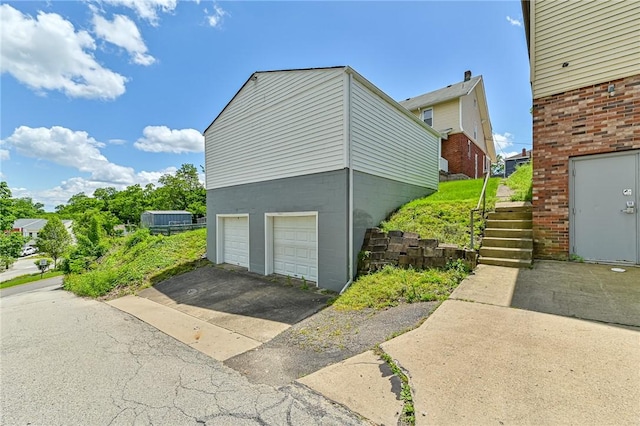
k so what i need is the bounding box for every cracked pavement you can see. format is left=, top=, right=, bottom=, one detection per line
left=0, top=285, right=366, bottom=425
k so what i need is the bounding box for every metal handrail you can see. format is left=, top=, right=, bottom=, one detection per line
left=470, top=172, right=491, bottom=249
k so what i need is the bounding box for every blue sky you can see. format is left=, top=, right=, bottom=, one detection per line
left=1, top=0, right=531, bottom=211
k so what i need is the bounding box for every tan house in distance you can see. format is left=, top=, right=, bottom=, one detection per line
left=521, top=0, right=640, bottom=264
left=400, top=71, right=497, bottom=179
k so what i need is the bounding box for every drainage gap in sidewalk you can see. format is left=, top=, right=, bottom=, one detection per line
left=374, top=345, right=415, bottom=426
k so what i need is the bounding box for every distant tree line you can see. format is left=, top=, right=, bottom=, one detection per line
left=0, top=164, right=206, bottom=271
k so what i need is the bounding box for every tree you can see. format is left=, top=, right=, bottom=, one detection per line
left=12, top=197, right=45, bottom=218
left=491, top=155, right=505, bottom=176
left=155, top=164, right=206, bottom=216
left=0, top=182, right=15, bottom=231
left=0, top=232, right=25, bottom=270
left=36, top=217, right=71, bottom=268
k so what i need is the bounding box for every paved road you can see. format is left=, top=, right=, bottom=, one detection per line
left=0, top=275, right=63, bottom=297
left=0, top=255, right=41, bottom=282
left=0, top=286, right=364, bottom=425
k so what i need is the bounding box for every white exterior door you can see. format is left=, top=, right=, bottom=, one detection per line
left=221, top=216, right=249, bottom=268
left=571, top=151, right=639, bottom=264
left=273, top=215, right=317, bottom=282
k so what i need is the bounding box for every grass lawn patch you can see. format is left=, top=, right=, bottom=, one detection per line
left=334, top=261, right=470, bottom=310
left=0, top=271, right=64, bottom=289
left=64, top=228, right=206, bottom=298
left=505, top=162, right=532, bottom=201
left=381, top=177, right=499, bottom=248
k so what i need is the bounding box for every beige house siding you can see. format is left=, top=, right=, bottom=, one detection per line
left=460, top=90, right=487, bottom=153
left=407, top=98, right=460, bottom=133
left=531, top=0, right=640, bottom=98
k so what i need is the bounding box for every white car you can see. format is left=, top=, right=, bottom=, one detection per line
left=21, top=246, right=37, bottom=257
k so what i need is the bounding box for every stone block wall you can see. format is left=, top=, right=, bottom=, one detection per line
left=358, top=228, right=477, bottom=274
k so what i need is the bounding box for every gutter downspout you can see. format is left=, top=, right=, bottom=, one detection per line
left=340, top=72, right=354, bottom=295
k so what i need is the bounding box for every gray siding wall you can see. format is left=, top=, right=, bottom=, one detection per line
left=207, top=170, right=349, bottom=292
left=351, top=171, right=435, bottom=275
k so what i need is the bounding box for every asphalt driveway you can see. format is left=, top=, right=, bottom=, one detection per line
left=108, top=264, right=335, bottom=361
left=139, top=264, right=332, bottom=324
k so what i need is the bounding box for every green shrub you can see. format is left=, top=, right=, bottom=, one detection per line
left=63, top=228, right=206, bottom=298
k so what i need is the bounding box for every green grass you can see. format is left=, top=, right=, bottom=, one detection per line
left=380, top=177, right=499, bottom=248
left=0, top=271, right=64, bottom=289
left=333, top=261, right=470, bottom=310
left=505, top=162, right=532, bottom=201
left=64, top=228, right=207, bottom=298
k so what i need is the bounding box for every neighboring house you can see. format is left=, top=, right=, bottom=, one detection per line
left=140, top=211, right=193, bottom=227
left=204, top=66, right=441, bottom=292
left=400, top=71, right=497, bottom=179
left=505, top=148, right=532, bottom=177
left=521, top=0, right=640, bottom=264
left=12, top=218, right=74, bottom=245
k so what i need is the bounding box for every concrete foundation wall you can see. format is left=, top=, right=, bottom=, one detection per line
left=207, top=170, right=349, bottom=292
left=352, top=171, right=435, bottom=277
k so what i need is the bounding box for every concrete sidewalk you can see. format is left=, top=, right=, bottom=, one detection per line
left=299, top=262, right=640, bottom=425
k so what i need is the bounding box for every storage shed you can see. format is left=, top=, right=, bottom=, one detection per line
left=141, top=211, right=193, bottom=227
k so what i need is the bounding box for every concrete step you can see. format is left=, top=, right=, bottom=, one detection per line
left=487, top=211, right=532, bottom=221
left=478, top=256, right=532, bottom=268
left=479, top=246, right=533, bottom=260
left=485, top=219, right=533, bottom=229
left=494, top=201, right=532, bottom=213
left=484, top=228, right=533, bottom=238
left=481, top=237, right=533, bottom=249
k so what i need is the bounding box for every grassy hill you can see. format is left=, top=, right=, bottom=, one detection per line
left=381, top=177, right=500, bottom=248
left=64, top=228, right=206, bottom=298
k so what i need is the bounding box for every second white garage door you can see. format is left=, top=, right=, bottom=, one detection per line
left=221, top=216, right=249, bottom=268
left=273, top=215, right=317, bottom=282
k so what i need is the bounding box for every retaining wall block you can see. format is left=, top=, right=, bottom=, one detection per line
left=419, top=239, right=439, bottom=249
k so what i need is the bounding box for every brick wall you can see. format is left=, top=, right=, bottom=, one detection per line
left=442, top=133, right=486, bottom=178
left=532, top=73, right=640, bottom=259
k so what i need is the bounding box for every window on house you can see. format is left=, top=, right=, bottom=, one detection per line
left=474, top=98, right=477, bottom=108
left=422, top=108, right=433, bottom=127
left=474, top=124, right=478, bottom=140
left=468, top=140, right=471, bottom=159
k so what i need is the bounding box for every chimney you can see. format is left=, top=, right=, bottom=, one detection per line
left=522, top=148, right=527, bottom=156
left=464, top=70, right=472, bottom=82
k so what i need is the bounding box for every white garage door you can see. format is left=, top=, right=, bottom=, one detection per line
left=221, top=216, right=249, bottom=268
left=273, top=215, right=317, bottom=282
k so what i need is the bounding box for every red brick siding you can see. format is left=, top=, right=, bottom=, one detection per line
left=442, top=133, right=486, bottom=178
left=532, top=74, right=640, bottom=259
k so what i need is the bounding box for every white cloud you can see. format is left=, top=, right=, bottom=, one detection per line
left=3, top=125, right=135, bottom=183
left=207, top=4, right=227, bottom=28
left=506, top=16, right=522, bottom=27
left=493, top=132, right=519, bottom=158
left=0, top=149, right=9, bottom=161
left=93, top=14, right=155, bottom=65
left=102, top=0, right=177, bottom=26
left=108, top=138, right=127, bottom=145
left=0, top=4, right=127, bottom=100
left=134, top=126, right=203, bottom=153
